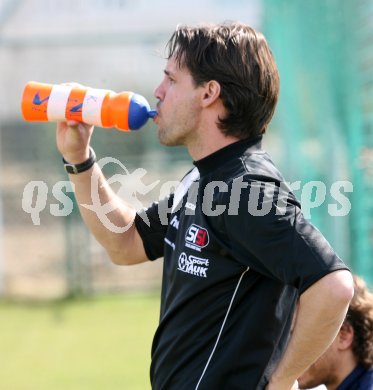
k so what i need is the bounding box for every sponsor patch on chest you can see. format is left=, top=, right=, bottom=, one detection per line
left=185, top=224, right=209, bottom=252
left=178, top=252, right=209, bottom=278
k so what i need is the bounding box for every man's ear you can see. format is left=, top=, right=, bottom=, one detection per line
left=200, top=80, right=221, bottom=108
left=337, top=322, right=354, bottom=351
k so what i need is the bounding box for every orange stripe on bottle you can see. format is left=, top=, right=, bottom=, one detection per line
left=100, top=92, right=112, bottom=128
left=21, top=81, right=52, bottom=121
left=108, top=91, right=132, bottom=131
left=65, top=87, right=86, bottom=122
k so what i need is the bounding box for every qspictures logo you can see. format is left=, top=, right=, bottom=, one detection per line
left=21, top=156, right=354, bottom=231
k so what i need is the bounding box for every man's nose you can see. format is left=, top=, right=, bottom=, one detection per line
left=154, top=82, right=164, bottom=101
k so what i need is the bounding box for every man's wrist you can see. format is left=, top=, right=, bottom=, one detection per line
left=62, top=147, right=96, bottom=174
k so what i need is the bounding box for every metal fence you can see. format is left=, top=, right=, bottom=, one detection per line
left=264, top=0, right=373, bottom=285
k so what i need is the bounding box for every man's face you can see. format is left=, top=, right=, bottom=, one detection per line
left=153, top=56, right=203, bottom=146
left=298, top=342, right=339, bottom=389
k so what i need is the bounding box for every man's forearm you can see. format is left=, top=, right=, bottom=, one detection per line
left=69, top=163, right=139, bottom=262
left=267, top=270, right=354, bottom=390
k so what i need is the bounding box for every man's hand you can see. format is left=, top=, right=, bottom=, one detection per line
left=265, top=270, right=353, bottom=390
left=56, top=120, right=94, bottom=163
left=55, top=82, right=94, bottom=164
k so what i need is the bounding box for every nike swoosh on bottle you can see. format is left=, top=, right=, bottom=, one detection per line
left=70, top=103, right=83, bottom=112
left=32, top=92, right=50, bottom=105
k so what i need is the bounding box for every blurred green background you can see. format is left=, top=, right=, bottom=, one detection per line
left=0, top=0, right=372, bottom=389
left=264, top=0, right=373, bottom=287
left=0, top=293, right=159, bottom=390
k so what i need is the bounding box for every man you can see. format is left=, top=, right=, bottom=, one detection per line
left=298, top=275, right=373, bottom=390
left=56, top=22, right=354, bottom=389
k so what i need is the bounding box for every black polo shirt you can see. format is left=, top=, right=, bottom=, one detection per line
left=135, top=136, right=349, bottom=390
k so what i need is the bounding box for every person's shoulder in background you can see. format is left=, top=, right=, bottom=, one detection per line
left=360, top=367, right=373, bottom=389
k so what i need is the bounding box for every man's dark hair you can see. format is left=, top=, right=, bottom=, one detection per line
left=345, top=275, right=373, bottom=368
left=166, top=21, right=280, bottom=139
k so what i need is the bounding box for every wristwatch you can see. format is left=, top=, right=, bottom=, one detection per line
left=63, top=147, right=96, bottom=174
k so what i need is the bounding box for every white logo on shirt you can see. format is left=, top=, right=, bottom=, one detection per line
left=170, top=215, right=179, bottom=229
left=178, top=252, right=209, bottom=278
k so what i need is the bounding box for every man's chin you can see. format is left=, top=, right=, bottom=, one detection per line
left=158, top=136, right=176, bottom=147
left=157, top=129, right=170, bottom=145
left=157, top=130, right=183, bottom=147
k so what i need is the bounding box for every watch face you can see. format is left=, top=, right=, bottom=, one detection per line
left=64, top=164, right=78, bottom=174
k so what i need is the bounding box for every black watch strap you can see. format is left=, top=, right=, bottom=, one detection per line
left=63, top=147, right=96, bottom=174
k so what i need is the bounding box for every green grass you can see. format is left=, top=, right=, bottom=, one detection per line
left=0, top=293, right=160, bottom=390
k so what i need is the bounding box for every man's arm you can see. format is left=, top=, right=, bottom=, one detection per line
left=267, top=270, right=354, bottom=390
left=56, top=120, right=149, bottom=266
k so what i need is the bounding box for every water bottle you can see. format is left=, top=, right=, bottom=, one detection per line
left=21, top=81, right=157, bottom=131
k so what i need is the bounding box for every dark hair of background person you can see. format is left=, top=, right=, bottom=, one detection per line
left=347, top=275, right=373, bottom=368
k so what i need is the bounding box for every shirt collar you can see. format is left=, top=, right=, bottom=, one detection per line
left=193, top=135, right=262, bottom=176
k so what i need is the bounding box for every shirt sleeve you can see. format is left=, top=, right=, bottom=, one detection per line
left=219, top=176, right=350, bottom=294
left=134, top=194, right=174, bottom=261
